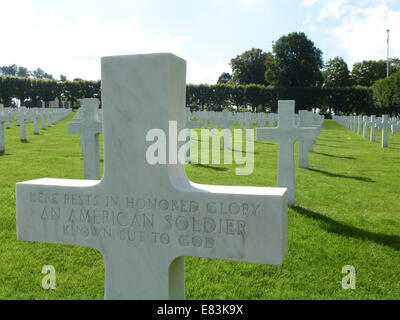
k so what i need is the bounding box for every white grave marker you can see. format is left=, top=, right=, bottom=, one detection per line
left=17, top=53, right=288, bottom=300
left=368, top=116, right=377, bottom=142
left=357, top=116, right=362, bottom=135
left=298, top=110, right=319, bottom=169
left=40, top=106, right=47, bottom=130
left=256, top=101, right=319, bottom=206
left=362, top=116, right=369, bottom=138
left=15, top=107, right=29, bottom=141
left=67, top=99, right=102, bottom=180
left=30, top=108, right=41, bottom=135
left=377, top=115, right=390, bottom=148
left=0, top=104, right=9, bottom=152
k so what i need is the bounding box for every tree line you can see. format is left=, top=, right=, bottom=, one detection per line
left=0, top=64, right=67, bottom=81
left=0, top=76, right=100, bottom=108
left=186, top=84, right=372, bottom=116
left=1, top=73, right=397, bottom=116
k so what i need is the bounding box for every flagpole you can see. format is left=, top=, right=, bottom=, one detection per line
left=387, top=29, right=390, bottom=78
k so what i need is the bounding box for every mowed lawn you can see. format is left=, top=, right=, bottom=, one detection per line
left=0, top=112, right=399, bottom=300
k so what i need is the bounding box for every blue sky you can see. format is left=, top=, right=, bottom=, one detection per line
left=0, top=0, right=399, bottom=83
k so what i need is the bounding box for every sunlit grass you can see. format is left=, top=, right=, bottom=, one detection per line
left=0, top=114, right=399, bottom=299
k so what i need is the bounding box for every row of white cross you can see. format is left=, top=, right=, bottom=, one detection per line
left=67, top=99, right=324, bottom=207
left=333, top=114, right=399, bottom=148
left=187, top=109, right=324, bottom=131
left=0, top=105, right=72, bottom=153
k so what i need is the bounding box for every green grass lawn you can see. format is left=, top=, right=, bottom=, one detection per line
left=0, top=113, right=399, bottom=300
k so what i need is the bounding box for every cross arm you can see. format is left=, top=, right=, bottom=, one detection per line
left=175, top=182, right=288, bottom=265
left=16, top=178, right=288, bottom=266
left=67, top=121, right=102, bottom=134
left=256, top=127, right=319, bottom=143
left=16, top=179, right=102, bottom=250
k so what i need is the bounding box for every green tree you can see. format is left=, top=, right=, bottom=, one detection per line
left=14, top=77, right=31, bottom=107
left=390, top=58, right=400, bottom=73
left=32, top=68, right=53, bottom=80
left=63, top=81, right=82, bottom=105
left=371, top=70, right=400, bottom=115
left=265, top=32, right=323, bottom=87
left=351, top=60, right=389, bottom=87
left=230, top=48, right=268, bottom=85
left=323, top=57, right=351, bottom=87
left=217, top=72, right=232, bottom=84
left=0, top=76, right=17, bottom=107
left=0, top=64, right=18, bottom=76
left=17, top=67, right=30, bottom=78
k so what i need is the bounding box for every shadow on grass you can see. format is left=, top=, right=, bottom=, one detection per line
left=293, top=206, right=400, bottom=251
left=190, top=163, right=228, bottom=172
left=307, top=168, right=374, bottom=182
left=313, top=152, right=356, bottom=160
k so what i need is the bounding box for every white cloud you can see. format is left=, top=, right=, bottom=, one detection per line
left=328, top=2, right=400, bottom=66
left=0, top=1, right=226, bottom=84
left=302, top=0, right=400, bottom=67
left=187, top=60, right=231, bottom=84
left=302, top=0, right=319, bottom=6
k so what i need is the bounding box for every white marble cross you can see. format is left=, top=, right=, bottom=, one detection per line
left=67, top=99, right=102, bottom=180
left=367, top=116, right=377, bottom=142
left=14, top=107, right=29, bottom=141
left=45, top=109, right=53, bottom=127
left=5, top=108, right=12, bottom=129
left=256, top=101, right=319, bottom=206
left=17, top=53, right=288, bottom=300
left=39, top=106, right=47, bottom=130
left=0, top=104, right=9, bottom=152
left=357, top=116, right=362, bottom=135
left=362, top=116, right=369, bottom=138
left=377, top=115, right=390, bottom=148
left=353, top=116, right=358, bottom=132
left=391, top=118, right=399, bottom=135
left=29, top=108, right=41, bottom=135
left=298, top=110, right=320, bottom=169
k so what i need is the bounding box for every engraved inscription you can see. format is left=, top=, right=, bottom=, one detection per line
left=30, top=193, right=263, bottom=250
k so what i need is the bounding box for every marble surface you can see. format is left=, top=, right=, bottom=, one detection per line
left=14, top=107, right=29, bottom=141
left=0, top=104, right=9, bottom=152
left=298, top=110, right=320, bottom=169
left=368, top=115, right=377, bottom=142
left=67, top=99, right=102, bottom=180
left=377, top=115, right=390, bottom=148
left=256, top=101, right=319, bottom=206
left=362, top=116, right=369, bottom=138
left=16, top=53, right=288, bottom=300
left=29, top=108, right=40, bottom=135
